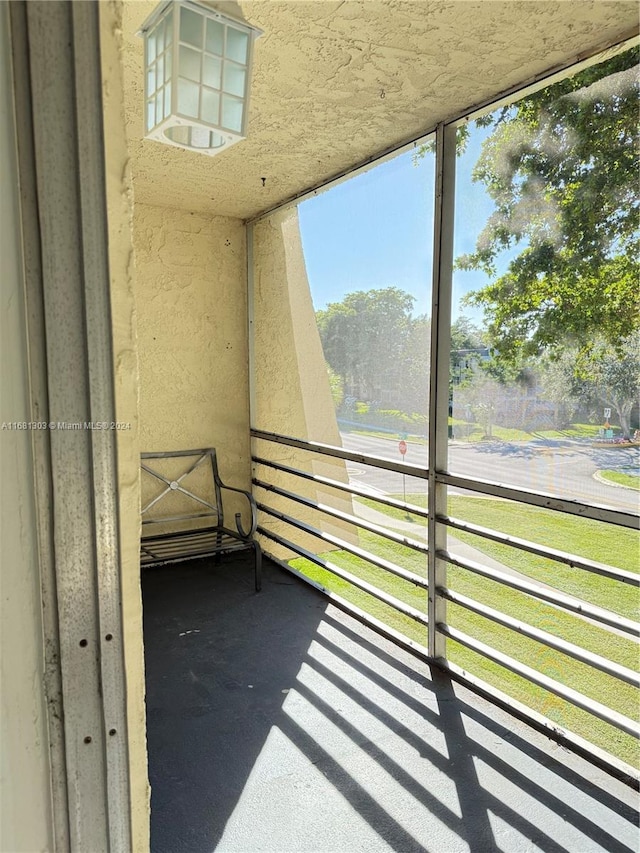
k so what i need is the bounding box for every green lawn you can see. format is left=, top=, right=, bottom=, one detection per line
left=289, top=494, right=640, bottom=767
left=599, top=469, right=640, bottom=490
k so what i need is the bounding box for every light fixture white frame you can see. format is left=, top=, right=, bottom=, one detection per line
left=139, top=0, right=262, bottom=156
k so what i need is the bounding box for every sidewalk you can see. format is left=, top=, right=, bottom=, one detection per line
left=350, top=500, right=628, bottom=638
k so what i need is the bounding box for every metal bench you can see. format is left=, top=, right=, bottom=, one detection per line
left=140, top=448, right=261, bottom=591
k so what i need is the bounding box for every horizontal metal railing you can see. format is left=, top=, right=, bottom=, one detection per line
left=257, top=501, right=428, bottom=589
left=438, top=623, right=639, bottom=737
left=442, top=550, right=639, bottom=637
left=251, top=428, right=640, bottom=782
left=253, top=454, right=428, bottom=519
left=441, top=471, right=638, bottom=530
left=442, top=515, right=639, bottom=586
left=253, top=477, right=428, bottom=554
left=258, top=526, right=428, bottom=625
left=252, top=428, right=428, bottom=479
left=440, top=587, right=640, bottom=687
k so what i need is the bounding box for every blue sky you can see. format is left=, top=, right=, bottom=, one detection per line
left=297, top=125, right=500, bottom=326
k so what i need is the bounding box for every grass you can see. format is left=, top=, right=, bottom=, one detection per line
left=599, top=470, right=640, bottom=490
left=288, top=494, right=640, bottom=767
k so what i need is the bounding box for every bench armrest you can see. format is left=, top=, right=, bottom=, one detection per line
left=219, top=483, right=258, bottom=538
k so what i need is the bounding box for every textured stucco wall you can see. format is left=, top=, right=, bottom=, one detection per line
left=0, top=5, right=54, bottom=849
left=253, top=207, right=355, bottom=558
left=133, top=203, right=252, bottom=506
left=100, top=3, right=149, bottom=849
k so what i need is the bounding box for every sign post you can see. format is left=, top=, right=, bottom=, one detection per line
left=398, top=439, right=407, bottom=508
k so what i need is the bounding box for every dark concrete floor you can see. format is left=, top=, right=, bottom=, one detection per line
left=142, top=555, right=639, bottom=853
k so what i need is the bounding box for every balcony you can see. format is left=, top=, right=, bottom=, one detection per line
left=143, top=553, right=638, bottom=852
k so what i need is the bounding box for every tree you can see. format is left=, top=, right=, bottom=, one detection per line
left=316, top=287, right=429, bottom=413
left=450, top=315, right=487, bottom=386
left=459, top=47, right=639, bottom=363
left=326, top=363, right=344, bottom=410
left=453, top=372, right=504, bottom=438
left=538, top=333, right=640, bottom=437
left=587, top=337, right=640, bottom=439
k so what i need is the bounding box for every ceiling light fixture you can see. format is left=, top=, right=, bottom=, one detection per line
left=139, top=1, right=262, bottom=156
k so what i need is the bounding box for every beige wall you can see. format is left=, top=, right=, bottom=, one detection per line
left=252, top=207, right=356, bottom=558
left=0, top=5, right=54, bottom=849
left=133, top=203, right=252, bottom=503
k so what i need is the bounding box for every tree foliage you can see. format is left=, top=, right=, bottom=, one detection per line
left=316, top=287, right=430, bottom=413
left=540, top=333, right=640, bottom=437
left=460, top=48, right=639, bottom=362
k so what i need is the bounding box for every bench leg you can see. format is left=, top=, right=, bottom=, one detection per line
left=253, top=541, right=262, bottom=592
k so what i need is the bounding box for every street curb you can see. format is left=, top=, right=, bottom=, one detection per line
left=592, top=470, right=640, bottom=493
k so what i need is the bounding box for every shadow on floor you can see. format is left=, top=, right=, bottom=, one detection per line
left=142, top=555, right=638, bottom=853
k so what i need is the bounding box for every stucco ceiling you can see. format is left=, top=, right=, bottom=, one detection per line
left=120, top=0, right=638, bottom=221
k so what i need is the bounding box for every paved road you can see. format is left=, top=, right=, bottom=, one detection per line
left=340, top=431, right=640, bottom=514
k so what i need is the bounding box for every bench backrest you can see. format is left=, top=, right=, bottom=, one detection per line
left=141, top=448, right=224, bottom=535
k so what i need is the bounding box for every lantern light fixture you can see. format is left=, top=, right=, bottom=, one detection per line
left=139, top=0, right=262, bottom=156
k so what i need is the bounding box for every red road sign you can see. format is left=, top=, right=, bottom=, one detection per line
left=398, top=440, right=407, bottom=456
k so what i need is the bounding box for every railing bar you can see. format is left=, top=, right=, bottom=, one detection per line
left=251, top=430, right=637, bottom=528
left=438, top=472, right=638, bottom=530
left=440, top=624, right=640, bottom=737
left=441, top=587, right=640, bottom=687
left=257, top=501, right=428, bottom=589
left=442, top=550, right=640, bottom=637
left=440, top=660, right=639, bottom=788
left=263, top=538, right=639, bottom=784
left=260, top=543, right=431, bottom=659
left=252, top=455, right=428, bottom=518
left=251, top=428, right=428, bottom=478
left=253, top=478, right=428, bottom=554
left=251, top=429, right=637, bottom=528
left=442, top=514, right=640, bottom=586
left=257, top=526, right=428, bottom=624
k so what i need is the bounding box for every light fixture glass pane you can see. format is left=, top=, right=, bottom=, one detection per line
left=147, top=65, right=156, bottom=97
left=165, top=47, right=172, bottom=82
left=201, top=88, right=220, bottom=124
left=226, top=27, right=248, bottom=64
left=177, top=77, right=200, bottom=118
left=179, top=45, right=201, bottom=82
left=164, top=82, right=172, bottom=116
left=164, top=11, right=173, bottom=49
left=205, top=19, right=224, bottom=56
left=203, top=55, right=222, bottom=90
left=156, top=21, right=165, bottom=53
left=158, top=95, right=163, bottom=126
left=156, top=90, right=164, bottom=124
left=223, top=62, right=245, bottom=97
left=157, top=55, right=164, bottom=85
left=147, top=29, right=157, bottom=63
left=221, top=94, right=243, bottom=132
left=146, top=99, right=155, bottom=131
left=180, top=6, right=203, bottom=48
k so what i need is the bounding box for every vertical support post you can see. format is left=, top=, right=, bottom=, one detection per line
left=247, top=223, right=257, bottom=430
left=428, top=122, right=456, bottom=661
